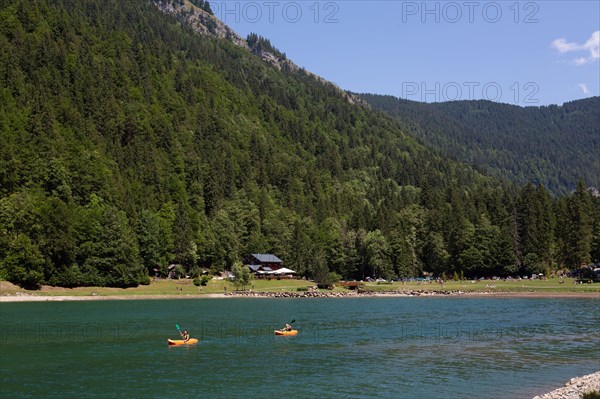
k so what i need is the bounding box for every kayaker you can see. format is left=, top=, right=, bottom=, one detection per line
left=283, top=324, right=292, bottom=332
left=181, top=330, right=190, bottom=342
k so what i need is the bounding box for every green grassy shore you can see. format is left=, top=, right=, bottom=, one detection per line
left=1, top=277, right=599, bottom=299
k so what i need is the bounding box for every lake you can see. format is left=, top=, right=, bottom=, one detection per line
left=1, top=297, right=598, bottom=398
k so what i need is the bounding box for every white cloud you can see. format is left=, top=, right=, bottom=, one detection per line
left=551, top=31, right=600, bottom=65
left=578, top=83, right=590, bottom=94
left=552, top=38, right=579, bottom=53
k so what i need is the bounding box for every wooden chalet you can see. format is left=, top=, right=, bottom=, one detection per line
left=244, top=254, right=296, bottom=278
left=244, top=253, right=284, bottom=270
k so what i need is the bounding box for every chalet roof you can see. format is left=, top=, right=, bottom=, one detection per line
left=251, top=254, right=283, bottom=263
left=247, top=265, right=274, bottom=272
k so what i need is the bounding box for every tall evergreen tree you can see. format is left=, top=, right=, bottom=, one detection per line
left=559, top=179, right=593, bottom=268
left=516, top=184, right=554, bottom=274
left=138, top=209, right=163, bottom=276
left=590, top=194, right=600, bottom=263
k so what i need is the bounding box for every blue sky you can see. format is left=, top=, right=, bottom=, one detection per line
left=209, top=1, right=600, bottom=106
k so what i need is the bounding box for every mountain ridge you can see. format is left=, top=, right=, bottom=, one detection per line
left=155, top=0, right=598, bottom=196
left=358, top=94, right=600, bottom=195
left=153, top=0, right=365, bottom=106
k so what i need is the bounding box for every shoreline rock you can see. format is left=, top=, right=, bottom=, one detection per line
left=1, top=289, right=597, bottom=302
left=225, top=289, right=497, bottom=298
left=532, top=371, right=600, bottom=399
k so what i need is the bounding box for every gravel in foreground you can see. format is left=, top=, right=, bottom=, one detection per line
left=533, top=372, right=600, bottom=399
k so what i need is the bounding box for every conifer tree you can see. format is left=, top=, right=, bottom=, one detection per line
left=559, top=178, right=593, bottom=268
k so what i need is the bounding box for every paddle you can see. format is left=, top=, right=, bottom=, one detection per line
left=176, top=324, right=184, bottom=339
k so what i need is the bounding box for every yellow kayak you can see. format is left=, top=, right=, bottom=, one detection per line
left=167, top=338, right=199, bottom=345
left=274, top=330, right=298, bottom=336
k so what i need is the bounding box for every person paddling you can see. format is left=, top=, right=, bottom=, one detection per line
left=282, top=323, right=292, bottom=332
left=180, top=329, right=190, bottom=342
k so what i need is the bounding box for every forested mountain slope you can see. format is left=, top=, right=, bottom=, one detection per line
left=358, top=94, right=600, bottom=195
left=1, top=0, right=598, bottom=289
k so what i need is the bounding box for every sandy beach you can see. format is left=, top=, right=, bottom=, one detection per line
left=0, top=293, right=229, bottom=302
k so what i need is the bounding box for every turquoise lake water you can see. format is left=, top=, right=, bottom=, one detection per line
left=1, top=297, right=599, bottom=398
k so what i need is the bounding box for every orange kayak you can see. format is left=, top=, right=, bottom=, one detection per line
left=168, top=338, right=199, bottom=345
left=274, top=330, right=298, bottom=336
